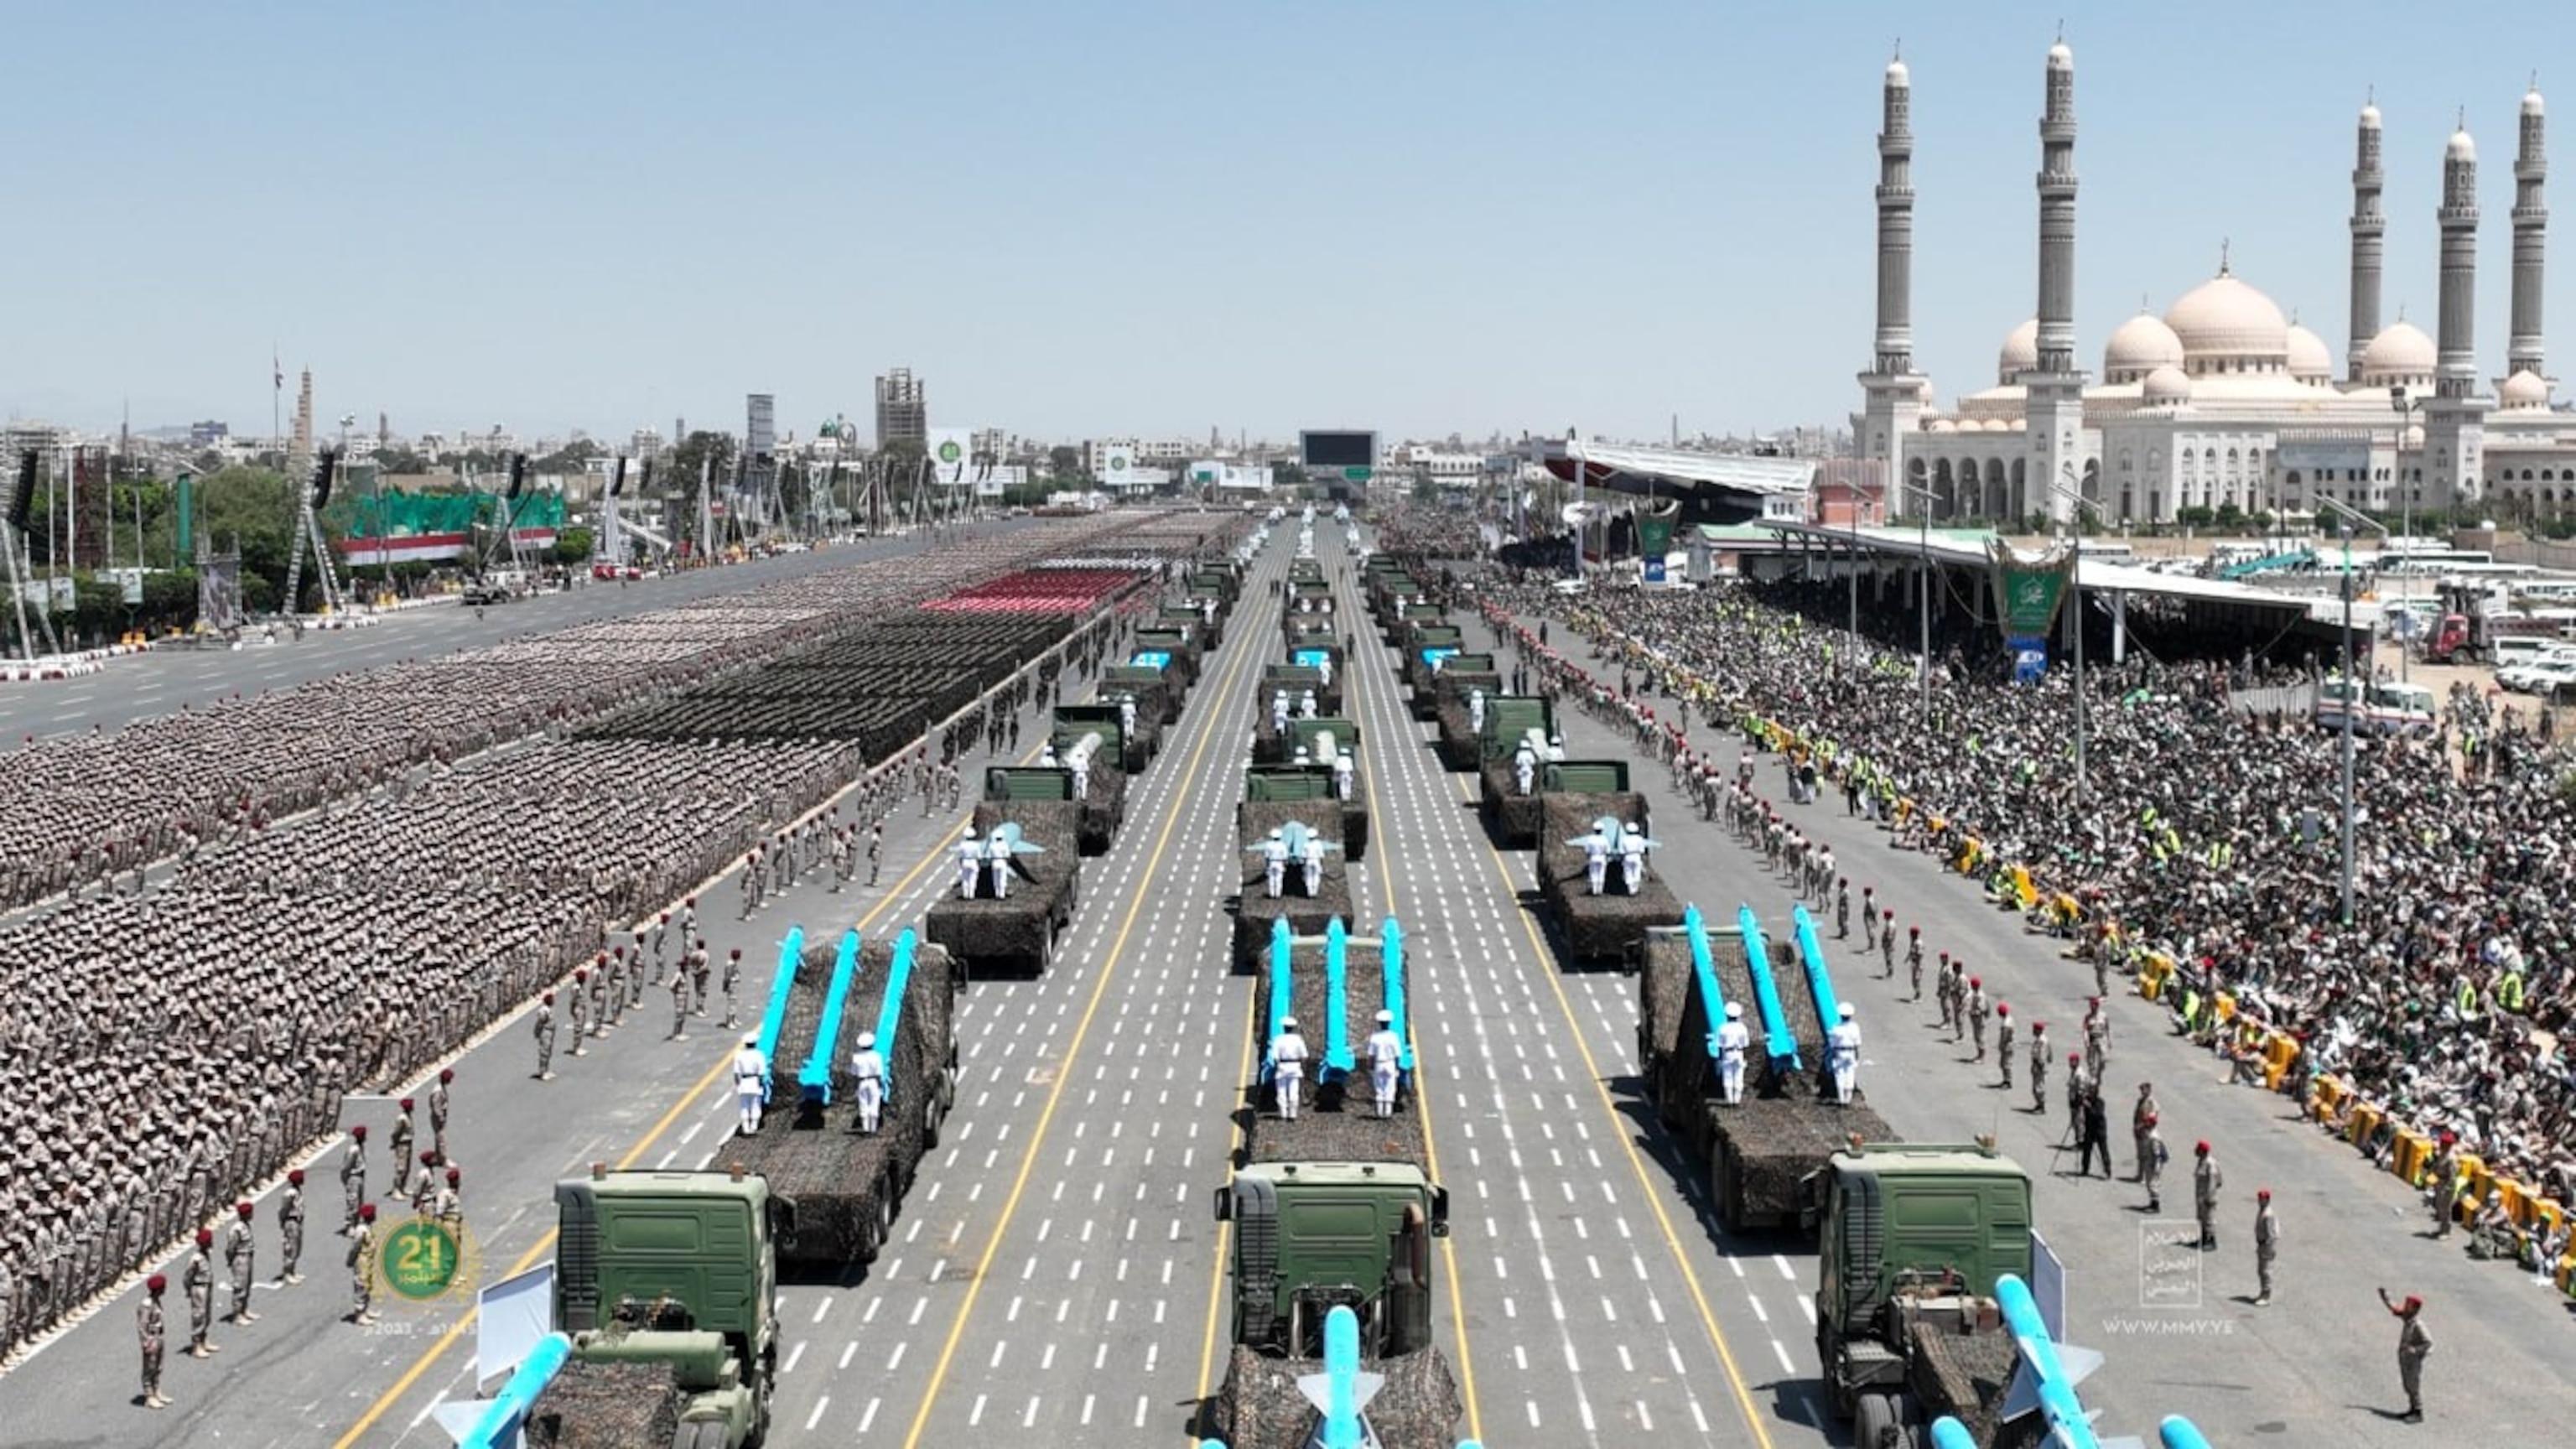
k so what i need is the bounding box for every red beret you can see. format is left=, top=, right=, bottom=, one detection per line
left=351, top=1124, right=367, bottom=1140
left=399, top=1098, right=413, bottom=1110
left=445, top=1168, right=460, bottom=1184
left=195, top=1229, right=213, bottom=1246
left=2258, top=1188, right=2271, bottom=1200
left=439, top=1069, right=454, bottom=1083
left=360, top=1203, right=377, bottom=1221
left=288, top=1169, right=304, bottom=1185
left=236, top=1202, right=252, bottom=1218
left=148, top=1274, right=167, bottom=1293
left=1970, top=977, right=1982, bottom=989
left=543, top=991, right=554, bottom=1004
left=2196, top=1140, right=2211, bottom=1154
left=1997, top=1003, right=2010, bottom=1015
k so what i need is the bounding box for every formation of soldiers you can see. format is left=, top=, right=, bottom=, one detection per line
left=0, top=514, right=1178, bottom=1370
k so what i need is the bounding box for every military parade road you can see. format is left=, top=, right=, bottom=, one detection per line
left=5, top=511, right=2572, bottom=1448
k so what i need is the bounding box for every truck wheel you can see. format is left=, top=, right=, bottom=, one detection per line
left=922, top=1093, right=942, bottom=1150
left=1854, top=1391, right=1905, bottom=1448
left=670, top=1420, right=728, bottom=1449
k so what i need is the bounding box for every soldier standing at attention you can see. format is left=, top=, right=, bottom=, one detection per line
left=1966, top=978, right=1991, bottom=1061
left=1364, top=1010, right=1405, bottom=1119
left=532, top=992, right=558, bottom=1081
left=183, top=1229, right=217, bottom=1358
left=1904, top=927, right=1923, bottom=992
left=2193, top=1140, right=2224, bottom=1250
left=2132, top=1083, right=2160, bottom=1182
left=435, top=1169, right=464, bottom=1239
left=2253, top=1189, right=2280, bottom=1306
left=1270, top=1017, right=1310, bottom=1121
left=2376, top=1289, right=2430, bottom=1421
left=721, top=948, right=743, bottom=1030
left=868, top=823, right=885, bottom=886
left=733, top=1034, right=769, bottom=1137
left=850, top=1033, right=886, bottom=1135
left=278, top=1170, right=306, bottom=1284
left=387, top=1099, right=415, bottom=1195
left=2077, top=1081, right=2112, bottom=1179
left=689, top=940, right=711, bottom=1017
left=138, top=1273, right=169, bottom=1410
left=668, top=960, right=691, bottom=1041
left=347, top=1204, right=378, bottom=1325
left=428, top=1068, right=453, bottom=1161
left=2139, top=1114, right=2168, bottom=1213
left=340, top=1125, right=367, bottom=1236
left=2028, top=1025, right=2049, bottom=1114
left=1995, top=1004, right=2015, bottom=1089
left=567, top=969, right=591, bottom=1053
left=222, top=1202, right=258, bottom=1324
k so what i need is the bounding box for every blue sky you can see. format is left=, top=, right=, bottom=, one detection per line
left=7, top=1, right=2573, bottom=447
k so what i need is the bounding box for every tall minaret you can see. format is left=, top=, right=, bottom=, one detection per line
left=1857, top=51, right=1927, bottom=519
left=2347, top=98, right=2386, bottom=382
left=2425, top=117, right=2493, bottom=509
left=2508, top=85, right=2548, bottom=384
left=2023, top=38, right=2089, bottom=524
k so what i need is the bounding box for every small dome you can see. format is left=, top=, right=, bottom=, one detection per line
left=1982, top=418, right=2012, bottom=434
left=2502, top=369, right=2550, bottom=408
left=2525, top=90, right=2545, bottom=118
left=2360, top=320, right=2438, bottom=380
left=2048, top=42, right=2073, bottom=70
left=2285, top=324, right=2334, bottom=381
left=2165, top=272, right=2290, bottom=363
left=1928, top=418, right=1958, bottom=434
left=2449, top=128, right=2477, bottom=163
left=1998, top=318, right=2039, bottom=383
left=1886, top=59, right=1909, bottom=86
left=2007, top=418, right=2028, bottom=432
left=2360, top=101, right=2382, bottom=128
left=2142, top=366, right=2192, bottom=402
left=2104, top=311, right=2185, bottom=381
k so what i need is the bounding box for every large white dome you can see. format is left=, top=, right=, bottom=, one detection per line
left=2164, top=271, right=2290, bottom=366
left=2142, top=366, right=2192, bottom=403
left=2103, top=311, right=2185, bottom=382
left=2285, top=323, right=2334, bottom=381
left=1997, top=319, right=2038, bottom=384
left=2360, top=320, right=2437, bottom=382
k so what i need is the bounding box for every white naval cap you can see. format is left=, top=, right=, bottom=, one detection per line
left=1376, top=1010, right=1394, bottom=1024
left=1725, top=1001, right=1743, bottom=1020
left=855, top=1032, right=875, bottom=1049
left=1839, top=1003, right=1857, bottom=1019
left=1280, top=1016, right=1299, bottom=1031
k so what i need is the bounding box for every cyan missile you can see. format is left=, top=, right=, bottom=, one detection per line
left=439, top=1329, right=570, bottom=1448
left=1294, top=1304, right=1384, bottom=1449
left=1997, top=1272, right=2146, bottom=1449
left=2158, top=1415, right=2215, bottom=1449
left=1929, top=1416, right=1980, bottom=1449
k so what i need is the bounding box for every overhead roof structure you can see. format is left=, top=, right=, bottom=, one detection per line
left=1766, top=522, right=2322, bottom=621
left=1530, top=436, right=1813, bottom=509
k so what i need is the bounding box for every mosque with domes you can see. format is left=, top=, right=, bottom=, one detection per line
left=1854, top=41, right=2576, bottom=528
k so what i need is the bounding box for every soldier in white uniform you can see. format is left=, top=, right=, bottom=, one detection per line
left=1260, top=828, right=1290, bottom=899
left=1618, top=831, right=1648, bottom=895
left=1271, top=690, right=1291, bottom=734
left=985, top=830, right=1015, bottom=899
left=1715, top=1001, right=1751, bottom=1105
left=1070, top=749, right=1090, bottom=800
left=1316, top=653, right=1333, bottom=688
left=849, top=1031, right=886, bottom=1135
left=955, top=825, right=984, bottom=900
left=1364, top=1010, right=1404, bottom=1119
left=1514, top=738, right=1540, bottom=796
left=1826, top=1002, right=1862, bottom=1104
left=1581, top=831, right=1612, bottom=896
left=1270, top=1017, right=1310, bottom=1120
left=1119, top=693, right=1138, bottom=739
left=1332, top=750, right=1354, bottom=802
left=1300, top=831, right=1325, bottom=897
left=1467, top=688, right=1486, bottom=735
left=1545, top=733, right=1566, bottom=762
left=732, top=1033, right=768, bottom=1136
left=1298, top=688, right=1317, bottom=719
left=1038, top=743, right=1059, bottom=768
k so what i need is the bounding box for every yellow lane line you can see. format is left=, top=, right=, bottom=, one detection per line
left=900, top=598, right=1266, bottom=1449
left=1191, top=955, right=1259, bottom=1436
left=329, top=782, right=974, bottom=1449
left=1453, top=764, right=1779, bottom=1449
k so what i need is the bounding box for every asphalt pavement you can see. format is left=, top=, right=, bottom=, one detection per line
left=1475, top=600, right=2576, bottom=1446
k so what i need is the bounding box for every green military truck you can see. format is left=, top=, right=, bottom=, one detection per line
left=1057, top=701, right=1151, bottom=776
left=989, top=752, right=1123, bottom=857
left=1473, top=695, right=1558, bottom=844
left=1426, top=653, right=1503, bottom=766
left=527, top=1166, right=783, bottom=1449
left=1810, top=1141, right=2037, bottom=1446
left=1244, top=761, right=1369, bottom=863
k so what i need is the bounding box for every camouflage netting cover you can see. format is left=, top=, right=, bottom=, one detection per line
left=922, top=804, right=1080, bottom=972
left=1477, top=760, right=1545, bottom=846
left=1910, top=1322, right=2043, bottom=1449
left=1243, top=941, right=1421, bottom=1167
left=1233, top=802, right=1353, bottom=968
left=1637, top=934, right=1696, bottom=1068
left=1431, top=679, right=1503, bottom=771
left=1536, top=794, right=1683, bottom=963
left=1210, top=1343, right=1462, bottom=1449
left=1072, top=759, right=1128, bottom=854
left=1686, top=932, right=1893, bottom=1224
left=1098, top=670, right=1179, bottom=733
left=712, top=937, right=955, bottom=1265
left=524, top=1358, right=686, bottom=1449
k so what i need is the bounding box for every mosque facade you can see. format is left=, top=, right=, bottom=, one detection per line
left=1854, top=43, right=2576, bottom=529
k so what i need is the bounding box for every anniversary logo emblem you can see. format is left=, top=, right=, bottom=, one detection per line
left=937, top=439, right=963, bottom=465
left=376, top=1208, right=483, bottom=1317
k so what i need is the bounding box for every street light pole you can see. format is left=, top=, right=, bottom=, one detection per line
left=2390, top=384, right=2418, bottom=685
left=1898, top=480, right=1938, bottom=709
left=2314, top=493, right=2388, bottom=928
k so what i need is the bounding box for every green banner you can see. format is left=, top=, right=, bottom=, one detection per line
left=1637, top=513, right=1675, bottom=558
left=345, top=490, right=566, bottom=539
left=1988, top=542, right=2076, bottom=638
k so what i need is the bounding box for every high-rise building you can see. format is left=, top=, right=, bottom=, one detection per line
left=875, top=368, right=928, bottom=449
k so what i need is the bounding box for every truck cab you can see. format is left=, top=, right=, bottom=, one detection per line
left=1810, top=1142, right=2032, bottom=1428
left=1214, top=1162, right=1449, bottom=1359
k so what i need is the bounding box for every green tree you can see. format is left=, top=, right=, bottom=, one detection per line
left=1047, top=444, right=1083, bottom=480
left=553, top=527, right=595, bottom=566
left=194, top=465, right=299, bottom=602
